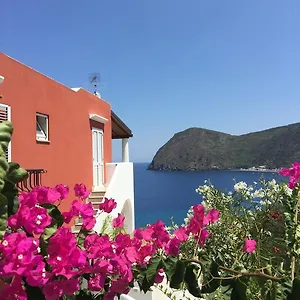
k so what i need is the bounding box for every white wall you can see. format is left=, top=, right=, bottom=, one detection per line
left=94, top=162, right=135, bottom=234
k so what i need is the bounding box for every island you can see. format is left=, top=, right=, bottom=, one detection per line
left=148, top=122, right=300, bottom=171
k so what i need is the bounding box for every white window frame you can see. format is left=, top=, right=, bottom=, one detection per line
left=0, top=104, right=11, bottom=162
left=36, top=113, right=49, bottom=142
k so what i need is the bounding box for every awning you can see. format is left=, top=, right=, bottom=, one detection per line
left=112, top=111, right=133, bottom=139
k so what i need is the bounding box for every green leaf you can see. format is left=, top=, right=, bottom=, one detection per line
left=77, top=229, right=90, bottom=249
left=42, top=225, right=57, bottom=241
left=0, top=193, right=7, bottom=240
left=73, top=289, right=95, bottom=299
left=287, top=277, right=300, bottom=300
left=229, top=279, right=248, bottom=300
left=41, top=203, right=64, bottom=227
left=170, top=260, right=186, bottom=289
left=163, top=256, right=178, bottom=281
left=201, top=261, right=220, bottom=294
left=24, top=281, right=45, bottom=300
left=141, top=275, right=152, bottom=294
left=41, top=204, right=64, bottom=240
left=295, top=225, right=300, bottom=239
left=0, top=122, right=13, bottom=192
left=146, top=256, right=162, bottom=283
left=184, top=263, right=202, bottom=297
left=2, top=180, right=19, bottom=216
left=230, top=286, right=239, bottom=300
left=6, top=163, right=28, bottom=184
left=235, top=278, right=248, bottom=300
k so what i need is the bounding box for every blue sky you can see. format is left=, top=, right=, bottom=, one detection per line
left=1, top=0, right=300, bottom=162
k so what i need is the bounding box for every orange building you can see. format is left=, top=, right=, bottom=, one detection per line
left=0, top=53, right=135, bottom=231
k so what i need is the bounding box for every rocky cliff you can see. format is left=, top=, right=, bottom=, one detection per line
left=148, top=123, right=300, bottom=171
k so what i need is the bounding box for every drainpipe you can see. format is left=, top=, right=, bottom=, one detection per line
left=122, top=138, right=129, bottom=162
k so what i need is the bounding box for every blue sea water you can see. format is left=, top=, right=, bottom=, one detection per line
left=133, top=163, right=284, bottom=228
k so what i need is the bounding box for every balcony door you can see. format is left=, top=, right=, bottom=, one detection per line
left=92, top=128, right=104, bottom=190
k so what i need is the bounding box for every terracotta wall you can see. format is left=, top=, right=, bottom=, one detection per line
left=0, top=53, right=112, bottom=212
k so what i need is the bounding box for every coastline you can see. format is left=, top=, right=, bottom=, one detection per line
left=147, top=167, right=280, bottom=173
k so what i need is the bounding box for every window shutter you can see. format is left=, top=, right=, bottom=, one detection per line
left=0, top=104, right=11, bottom=161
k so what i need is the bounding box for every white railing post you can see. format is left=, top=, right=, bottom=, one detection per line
left=122, top=138, right=129, bottom=162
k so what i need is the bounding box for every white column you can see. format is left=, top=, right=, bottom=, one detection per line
left=122, top=138, right=129, bottom=162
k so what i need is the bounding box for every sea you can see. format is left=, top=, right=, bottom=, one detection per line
left=133, top=163, right=285, bottom=228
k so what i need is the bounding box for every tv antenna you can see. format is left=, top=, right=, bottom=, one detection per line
left=89, top=73, right=101, bottom=96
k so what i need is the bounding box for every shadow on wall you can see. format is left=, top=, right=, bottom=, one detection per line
left=121, top=199, right=133, bottom=233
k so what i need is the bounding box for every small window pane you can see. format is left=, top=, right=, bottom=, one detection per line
left=36, top=114, right=48, bottom=141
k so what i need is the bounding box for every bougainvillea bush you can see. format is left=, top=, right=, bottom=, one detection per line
left=0, top=121, right=221, bottom=300
left=0, top=183, right=221, bottom=300
left=1, top=120, right=300, bottom=300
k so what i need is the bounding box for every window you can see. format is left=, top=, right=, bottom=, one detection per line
left=36, top=113, right=49, bottom=141
left=0, top=104, right=11, bottom=161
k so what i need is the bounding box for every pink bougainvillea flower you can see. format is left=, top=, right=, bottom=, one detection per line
left=59, top=278, right=80, bottom=296
left=137, top=244, right=155, bottom=265
left=54, top=184, right=69, bottom=200
left=26, top=261, right=50, bottom=287
left=88, top=273, right=106, bottom=291
left=1, top=276, right=27, bottom=300
left=142, top=226, right=155, bottom=241
left=174, top=226, right=188, bottom=242
left=109, top=277, right=130, bottom=294
left=62, top=200, right=95, bottom=231
left=7, top=210, right=22, bottom=231
left=88, top=273, right=106, bottom=292
left=43, top=279, right=79, bottom=300
left=203, top=209, right=220, bottom=225
left=0, top=234, right=43, bottom=278
left=8, top=204, right=51, bottom=235
left=33, top=186, right=61, bottom=204
left=47, top=227, right=87, bottom=279
left=112, top=213, right=125, bottom=228
left=80, top=202, right=96, bottom=231
left=243, top=238, right=257, bottom=253
left=99, top=197, right=117, bottom=213
left=83, top=216, right=96, bottom=231
left=193, top=204, right=205, bottom=224
left=84, top=234, right=114, bottom=259
left=103, top=292, right=117, bottom=300
left=186, top=217, right=201, bottom=235
left=154, top=268, right=165, bottom=284
left=124, top=246, right=138, bottom=263
left=288, top=177, right=298, bottom=189
left=43, top=281, right=62, bottom=300
left=133, top=228, right=143, bottom=240
left=18, top=191, right=38, bottom=207
left=114, top=233, right=131, bottom=251
left=0, top=232, right=25, bottom=257
left=92, top=259, right=111, bottom=274
left=150, top=220, right=170, bottom=248
left=279, top=168, right=292, bottom=176
left=62, top=199, right=81, bottom=223
left=110, top=255, right=133, bottom=283
left=197, top=228, right=210, bottom=246
left=279, top=162, right=300, bottom=189
left=22, top=205, right=52, bottom=235
left=165, top=237, right=181, bottom=256
left=74, top=183, right=90, bottom=200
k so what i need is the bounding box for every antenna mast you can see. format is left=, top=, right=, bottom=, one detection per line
left=89, top=73, right=101, bottom=96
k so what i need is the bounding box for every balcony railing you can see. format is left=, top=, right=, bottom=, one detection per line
left=17, top=169, right=46, bottom=192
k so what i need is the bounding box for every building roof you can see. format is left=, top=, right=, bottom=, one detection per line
left=112, top=111, right=133, bottom=139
